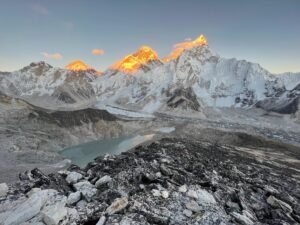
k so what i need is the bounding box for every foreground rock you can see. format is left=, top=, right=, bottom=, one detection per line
left=0, top=184, right=8, bottom=198
left=105, top=197, right=128, bottom=215
left=0, top=138, right=299, bottom=225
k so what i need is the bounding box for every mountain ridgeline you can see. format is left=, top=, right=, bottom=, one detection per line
left=0, top=35, right=299, bottom=116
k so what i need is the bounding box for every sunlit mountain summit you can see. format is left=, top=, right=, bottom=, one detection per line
left=110, top=46, right=160, bottom=74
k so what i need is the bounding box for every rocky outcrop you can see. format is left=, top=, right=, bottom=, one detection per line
left=256, top=84, right=299, bottom=114
left=28, top=108, right=117, bottom=128
left=1, top=138, right=299, bottom=225
left=166, top=87, right=201, bottom=111
left=0, top=189, right=78, bottom=225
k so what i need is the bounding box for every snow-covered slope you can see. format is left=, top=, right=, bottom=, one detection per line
left=0, top=62, right=98, bottom=110
left=93, top=44, right=299, bottom=115
left=0, top=37, right=299, bottom=116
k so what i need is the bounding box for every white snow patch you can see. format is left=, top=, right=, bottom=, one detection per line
left=154, top=127, right=175, bottom=133
left=142, top=100, right=162, bottom=113
left=95, top=104, right=155, bottom=118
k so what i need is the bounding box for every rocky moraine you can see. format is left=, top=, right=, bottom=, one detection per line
left=0, top=137, right=299, bottom=225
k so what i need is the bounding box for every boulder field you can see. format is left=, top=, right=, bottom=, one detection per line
left=0, top=138, right=299, bottom=225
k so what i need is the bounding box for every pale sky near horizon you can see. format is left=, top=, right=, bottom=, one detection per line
left=0, top=0, right=299, bottom=73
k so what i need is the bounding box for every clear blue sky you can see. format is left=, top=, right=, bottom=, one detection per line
left=0, top=0, right=299, bottom=73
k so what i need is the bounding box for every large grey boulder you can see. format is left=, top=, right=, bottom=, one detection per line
left=195, top=189, right=216, bottom=205
left=95, top=175, right=112, bottom=188
left=267, top=195, right=293, bottom=213
left=185, top=200, right=201, bottom=213
left=66, top=172, right=83, bottom=184
left=2, top=190, right=54, bottom=225
left=161, top=190, right=169, bottom=199
left=186, top=190, right=198, bottom=199
left=96, top=216, right=106, bottom=225
left=0, top=183, right=9, bottom=198
left=42, top=202, right=68, bottom=225
left=67, top=207, right=80, bottom=223
left=67, top=191, right=81, bottom=205
left=178, top=185, right=187, bottom=193
left=27, top=188, right=42, bottom=197
left=73, top=181, right=97, bottom=202
left=231, top=212, right=255, bottom=225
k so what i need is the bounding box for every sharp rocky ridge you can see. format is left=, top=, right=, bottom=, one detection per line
left=0, top=61, right=98, bottom=110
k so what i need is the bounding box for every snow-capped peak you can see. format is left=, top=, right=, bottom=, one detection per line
left=133, top=46, right=160, bottom=63
left=66, top=60, right=91, bottom=71
left=65, top=60, right=102, bottom=75
left=109, top=45, right=161, bottom=74
left=193, top=34, right=208, bottom=46
left=92, top=33, right=299, bottom=116
left=0, top=34, right=299, bottom=116
left=163, top=34, right=209, bottom=62
left=19, top=61, right=53, bottom=73
left=10, top=61, right=56, bottom=80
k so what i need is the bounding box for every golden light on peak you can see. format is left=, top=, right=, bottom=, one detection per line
left=110, top=45, right=159, bottom=74
left=163, top=34, right=208, bottom=62
left=65, top=60, right=102, bottom=75
left=139, top=46, right=154, bottom=52
left=133, top=45, right=159, bottom=64
left=66, top=60, right=91, bottom=71
left=193, top=34, right=208, bottom=46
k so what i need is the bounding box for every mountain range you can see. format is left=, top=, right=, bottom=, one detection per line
left=1, top=35, right=300, bottom=225
left=0, top=35, right=299, bottom=117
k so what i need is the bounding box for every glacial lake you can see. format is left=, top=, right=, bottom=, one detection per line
left=60, top=134, right=155, bottom=167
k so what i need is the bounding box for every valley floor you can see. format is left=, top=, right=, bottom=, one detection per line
left=0, top=110, right=300, bottom=184
left=0, top=102, right=300, bottom=224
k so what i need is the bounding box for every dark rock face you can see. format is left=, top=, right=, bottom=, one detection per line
left=2, top=138, right=299, bottom=225
left=52, top=83, right=97, bottom=105
left=28, top=108, right=117, bottom=127
left=256, top=85, right=300, bottom=114
left=20, top=61, right=53, bottom=74
left=0, top=91, right=13, bottom=103
left=256, top=96, right=299, bottom=114
left=54, top=91, right=77, bottom=104
left=166, top=87, right=200, bottom=111
left=238, top=90, right=255, bottom=106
